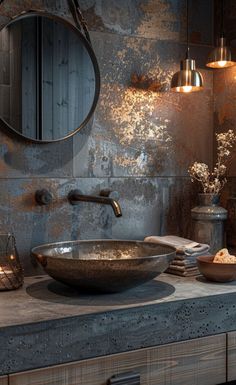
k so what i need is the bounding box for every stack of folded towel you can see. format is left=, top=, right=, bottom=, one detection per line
left=144, top=235, right=210, bottom=277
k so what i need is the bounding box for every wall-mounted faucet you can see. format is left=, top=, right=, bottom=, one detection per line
left=35, top=189, right=53, bottom=206
left=68, top=189, right=122, bottom=217
left=34, top=188, right=122, bottom=218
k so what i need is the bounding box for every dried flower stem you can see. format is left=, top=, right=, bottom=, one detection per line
left=188, top=129, right=236, bottom=194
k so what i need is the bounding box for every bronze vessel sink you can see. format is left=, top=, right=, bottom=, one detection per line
left=32, top=240, right=176, bottom=293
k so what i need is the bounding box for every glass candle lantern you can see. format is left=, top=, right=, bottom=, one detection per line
left=0, top=233, right=23, bottom=291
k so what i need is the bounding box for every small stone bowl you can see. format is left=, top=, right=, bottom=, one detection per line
left=197, top=255, right=236, bottom=283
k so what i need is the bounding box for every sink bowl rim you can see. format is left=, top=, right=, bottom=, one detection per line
left=31, top=239, right=176, bottom=261
left=31, top=239, right=176, bottom=293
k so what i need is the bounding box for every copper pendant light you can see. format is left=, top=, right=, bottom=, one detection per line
left=171, top=0, right=203, bottom=93
left=206, top=0, right=235, bottom=69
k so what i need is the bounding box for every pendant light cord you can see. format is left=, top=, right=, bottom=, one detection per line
left=186, top=0, right=190, bottom=59
left=221, top=0, right=225, bottom=37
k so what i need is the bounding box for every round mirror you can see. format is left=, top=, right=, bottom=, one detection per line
left=0, top=12, right=100, bottom=142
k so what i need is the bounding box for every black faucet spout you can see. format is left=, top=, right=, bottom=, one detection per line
left=68, top=190, right=122, bottom=217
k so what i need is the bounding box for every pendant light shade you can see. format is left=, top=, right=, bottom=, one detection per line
left=206, top=37, right=235, bottom=68
left=171, top=0, right=203, bottom=92
left=206, top=0, right=235, bottom=69
left=171, top=58, right=203, bottom=92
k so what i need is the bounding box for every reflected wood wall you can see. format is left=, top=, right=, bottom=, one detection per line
left=0, top=16, right=95, bottom=140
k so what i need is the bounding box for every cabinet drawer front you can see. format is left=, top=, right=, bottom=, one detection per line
left=0, top=376, right=8, bottom=385
left=227, top=331, right=236, bottom=381
left=9, top=334, right=226, bottom=385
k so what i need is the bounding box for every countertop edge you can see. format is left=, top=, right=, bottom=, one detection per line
left=1, top=290, right=236, bottom=375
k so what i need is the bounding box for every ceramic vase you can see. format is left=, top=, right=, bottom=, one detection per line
left=191, top=193, right=227, bottom=254
left=226, top=194, right=236, bottom=248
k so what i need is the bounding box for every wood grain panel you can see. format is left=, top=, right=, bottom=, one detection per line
left=22, top=17, right=37, bottom=138
left=9, top=334, right=226, bottom=385
left=227, top=331, right=236, bottom=382
left=9, top=22, right=22, bottom=133
left=0, top=376, right=8, bottom=385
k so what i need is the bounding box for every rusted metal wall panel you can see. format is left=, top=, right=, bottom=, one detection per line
left=74, top=33, right=213, bottom=178
left=79, top=0, right=214, bottom=44
left=0, top=177, right=198, bottom=275
left=0, top=0, right=214, bottom=274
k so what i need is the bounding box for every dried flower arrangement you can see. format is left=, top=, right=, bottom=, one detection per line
left=188, top=129, right=236, bottom=194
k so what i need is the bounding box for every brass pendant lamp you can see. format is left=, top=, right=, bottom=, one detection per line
left=206, top=0, right=235, bottom=68
left=171, top=0, right=203, bottom=93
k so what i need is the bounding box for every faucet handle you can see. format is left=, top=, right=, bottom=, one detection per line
left=68, top=189, right=82, bottom=205
left=100, top=189, right=120, bottom=200
left=100, top=189, right=112, bottom=197
left=35, top=189, right=53, bottom=206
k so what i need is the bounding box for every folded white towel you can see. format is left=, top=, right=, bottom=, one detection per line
left=144, top=235, right=210, bottom=257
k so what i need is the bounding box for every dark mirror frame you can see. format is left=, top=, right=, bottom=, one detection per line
left=0, top=10, right=101, bottom=143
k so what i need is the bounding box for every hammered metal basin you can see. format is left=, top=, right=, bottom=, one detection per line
left=32, top=240, right=176, bottom=293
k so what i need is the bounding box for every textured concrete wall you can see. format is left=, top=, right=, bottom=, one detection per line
left=0, top=0, right=214, bottom=275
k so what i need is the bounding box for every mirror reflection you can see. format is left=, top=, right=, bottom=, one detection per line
left=0, top=14, right=97, bottom=141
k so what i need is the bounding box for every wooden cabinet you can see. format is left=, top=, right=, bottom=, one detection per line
left=227, top=331, right=236, bottom=382
left=9, top=334, right=226, bottom=385
left=0, top=377, right=8, bottom=385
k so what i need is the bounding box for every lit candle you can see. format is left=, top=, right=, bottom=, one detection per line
left=0, top=266, right=13, bottom=275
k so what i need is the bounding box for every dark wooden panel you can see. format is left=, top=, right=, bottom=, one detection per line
left=0, top=51, right=10, bottom=85
left=227, top=331, right=236, bottom=382
left=21, top=18, right=37, bottom=138
left=0, top=27, right=10, bottom=52
left=9, top=22, right=22, bottom=132
left=9, top=334, right=226, bottom=385
left=52, top=20, right=69, bottom=140
left=68, top=26, right=84, bottom=133
left=42, top=18, right=53, bottom=140
left=0, top=376, right=8, bottom=385
left=0, top=85, right=10, bottom=120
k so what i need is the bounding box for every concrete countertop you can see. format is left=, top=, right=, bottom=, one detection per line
left=1, top=273, right=236, bottom=375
